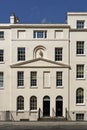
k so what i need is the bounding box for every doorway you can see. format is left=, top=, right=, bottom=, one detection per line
left=43, top=96, right=50, bottom=117
left=56, top=96, right=63, bottom=117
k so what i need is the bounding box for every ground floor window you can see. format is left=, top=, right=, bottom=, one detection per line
left=30, top=96, right=37, bottom=110
left=76, top=113, right=84, bottom=121
left=17, top=96, right=24, bottom=110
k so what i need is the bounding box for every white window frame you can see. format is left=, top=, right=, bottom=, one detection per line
left=55, top=48, right=62, bottom=61
left=17, top=71, right=24, bottom=87
left=76, top=65, right=84, bottom=79
left=30, top=72, right=37, bottom=87
left=76, top=113, right=84, bottom=121
left=56, top=71, right=63, bottom=87
left=17, top=47, right=25, bottom=61
left=76, top=88, right=84, bottom=104
left=77, top=20, right=84, bottom=29
left=30, top=96, right=37, bottom=111
left=0, top=50, right=4, bottom=62
left=76, top=41, right=84, bottom=55
left=0, top=31, right=4, bottom=39
left=17, top=96, right=24, bottom=111
left=33, top=31, right=47, bottom=39
left=0, top=72, right=3, bottom=88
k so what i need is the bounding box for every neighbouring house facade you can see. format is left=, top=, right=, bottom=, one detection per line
left=0, top=12, right=86, bottom=121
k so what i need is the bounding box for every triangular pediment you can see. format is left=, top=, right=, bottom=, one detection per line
left=10, top=58, right=71, bottom=69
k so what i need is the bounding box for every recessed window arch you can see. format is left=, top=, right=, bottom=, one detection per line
left=43, top=95, right=50, bottom=101
left=76, top=88, right=84, bottom=104
left=33, top=45, right=47, bottom=59
left=56, top=96, right=63, bottom=101
left=17, top=96, right=24, bottom=110
left=30, top=96, right=37, bottom=110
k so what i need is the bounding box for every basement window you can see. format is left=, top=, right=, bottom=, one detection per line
left=76, top=113, right=84, bottom=121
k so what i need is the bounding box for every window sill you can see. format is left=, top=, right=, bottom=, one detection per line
left=17, top=86, right=25, bottom=89
left=43, top=87, right=51, bottom=89
left=30, top=86, right=38, bottom=89
left=55, top=60, right=62, bottom=62
left=76, top=54, right=85, bottom=56
left=17, top=110, right=24, bottom=113
left=56, top=86, right=64, bottom=88
left=0, top=87, right=4, bottom=90
left=0, top=62, right=5, bottom=64
left=0, top=38, right=5, bottom=40
left=33, top=38, right=46, bottom=39
left=76, top=78, right=85, bottom=80
left=30, top=110, right=38, bottom=113
left=76, top=103, right=85, bottom=106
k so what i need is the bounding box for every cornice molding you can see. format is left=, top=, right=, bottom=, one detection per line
left=70, top=29, right=87, bottom=32
left=0, top=24, right=70, bottom=29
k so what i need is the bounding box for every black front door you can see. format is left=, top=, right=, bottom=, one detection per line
left=43, top=101, right=50, bottom=116
left=56, top=101, right=63, bottom=117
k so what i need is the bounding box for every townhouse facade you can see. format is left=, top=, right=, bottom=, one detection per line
left=0, top=12, right=86, bottom=121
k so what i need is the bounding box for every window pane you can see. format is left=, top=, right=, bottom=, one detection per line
left=18, top=48, right=25, bottom=61
left=0, top=72, right=3, bottom=87
left=56, top=72, right=62, bottom=86
left=33, top=31, right=47, bottom=38
left=30, top=96, right=37, bottom=110
left=76, top=88, right=84, bottom=103
left=17, top=96, right=24, bottom=110
left=0, top=50, right=4, bottom=62
left=76, top=41, right=84, bottom=54
left=55, top=48, right=62, bottom=61
left=76, top=114, right=84, bottom=121
left=17, top=72, right=24, bottom=86
left=30, top=72, right=37, bottom=86
left=0, top=31, right=4, bottom=38
left=77, top=21, right=84, bottom=29
left=76, top=65, right=84, bottom=78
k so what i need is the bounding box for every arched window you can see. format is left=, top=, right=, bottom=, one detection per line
left=30, top=96, right=37, bottom=110
left=76, top=88, right=84, bottom=103
left=17, top=96, right=24, bottom=110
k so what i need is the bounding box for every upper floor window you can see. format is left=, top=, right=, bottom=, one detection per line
left=77, top=21, right=84, bottom=29
left=76, top=64, right=84, bottom=79
left=18, top=48, right=25, bottom=61
left=30, top=72, right=37, bottom=87
left=0, top=72, right=3, bottom=87
left=33, top=31, right=47, bottom=38
left=55, top=48, right=62, bottom=61
left=17, top=71, right=24, bottom=87
left=0, top=50, right=4, bottom=62
left=0, top=31, right=4, bottom=39
left=56, top=72, right=62, bottom=86
left=76, top=41, right=84, bottom=55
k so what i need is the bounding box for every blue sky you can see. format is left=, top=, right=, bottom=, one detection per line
left=0, top=0, right=87, bottom=24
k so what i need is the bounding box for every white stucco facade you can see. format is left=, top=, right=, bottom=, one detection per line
left=0, top=12, right=86, bottom=121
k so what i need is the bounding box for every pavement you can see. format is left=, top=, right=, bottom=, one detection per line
left=0, top=121, right=87, bottom=126
left=0, top=121, right=87, bottom=130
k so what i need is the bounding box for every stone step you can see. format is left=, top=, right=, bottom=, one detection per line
left=38, top=117, right=67, bottom=121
